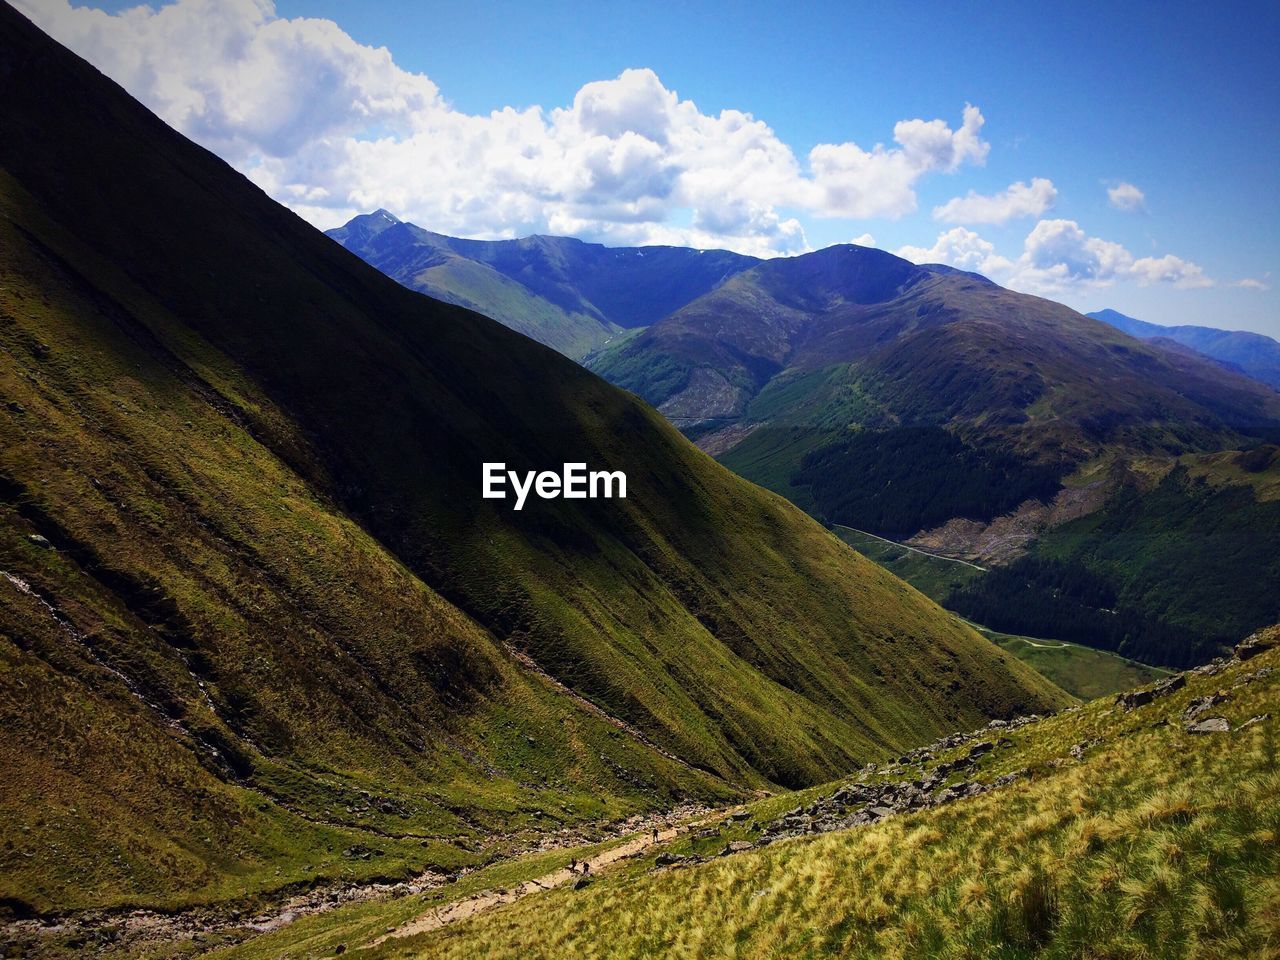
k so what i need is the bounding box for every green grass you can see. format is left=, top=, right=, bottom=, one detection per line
left=972, top=625, right=1169, bottom=701
left=362, top=639, right=1280, bottom=960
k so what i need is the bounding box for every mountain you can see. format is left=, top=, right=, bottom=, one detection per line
left=590, top=246, right=1280, bottom=467
left=583, top=247, right=1280, bottom=668
left=0, top=4, right=1064, bottom=916
left=1089, top=308, right=1280, bottom=390
left=588, top=243, right=1280, bottom=509
left=327, top=212, right=759, bottom=358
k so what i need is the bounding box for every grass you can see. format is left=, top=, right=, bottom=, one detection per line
left=973, top=624, right=1169, bottom=701
left=361, top=639, right=1280, bottom=960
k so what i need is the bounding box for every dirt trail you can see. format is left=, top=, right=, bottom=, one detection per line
left=371, top=824, right=686, bottom=946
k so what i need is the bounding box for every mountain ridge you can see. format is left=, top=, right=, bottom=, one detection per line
left=1088, top=307, right=1280, bottom=390
left=327, top=212, right=760, bottom=358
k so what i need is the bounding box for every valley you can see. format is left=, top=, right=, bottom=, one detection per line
left=1, top=2, right=1278, bottom=957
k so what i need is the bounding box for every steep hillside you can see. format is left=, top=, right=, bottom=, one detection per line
left=0, top=3, right=1065, bottom=916
left=348, top=632, right=1280, bottom=960
left=130, top=630, right=1277, bottom=960
left=1091, top=308, right=1280, bottom=390
left=327, top=212, right=758, bottom=358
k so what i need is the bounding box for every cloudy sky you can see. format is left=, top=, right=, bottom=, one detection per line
left=16, top=0, right=1280, bottom=336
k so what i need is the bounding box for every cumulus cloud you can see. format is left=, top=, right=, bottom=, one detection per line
left=896, top=227, right=1013, bottom=275
left=1234, top=277, right=1270, bottom=291
left=1107, top=182, right=1146, bottom=212
left=849, top=233, right=877, bottom=247
left=899, top=218, right=1213, bottom=294
left=932, top=177, right=1057, bottom=224
left=16, top=0, right=988, bottom=255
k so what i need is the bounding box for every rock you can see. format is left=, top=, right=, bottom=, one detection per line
left=1183, top=694, right=1229, bottom=722
left=866, top=805, right=894, bottom=820
left=572, top=876, right=592, bottom=890
left=1238, top=714, right=1271, bottom=730
left=1193, top=659, right=1228, bottom=676
left=1118, top=674, right=1185, bottom=710
left=1185, top=717, right=1230, bottom=734
left=969, top=741, right=994, bottom=757
left=334, top=946, right=347, bottom=956
left=1153, top=674, right=1187, bottom=698
left=27, top=533, right=52, bottom=549
left=654, top=852, right=684, bottom=866
left=1116, top=688, right=1153, bottom=710
left=723, top=840, right=754, bottom=854
left=728, top=809, right=751, bottom=821
left=1069, top=739, right=1098, bottom=760
left=1236, top=627, right=1279, bottom=661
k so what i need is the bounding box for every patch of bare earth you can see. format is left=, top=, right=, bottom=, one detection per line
left=907, top=481, right=1109, bottom=566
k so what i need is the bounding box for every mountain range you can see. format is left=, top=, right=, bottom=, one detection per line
left=327, top=211, right=757, bottom=359
left=332, top=217, right=1280, bottom=670
left=1089, top=308, right=1280, bottom=390
left=0, top=2, right=1064, bottom=918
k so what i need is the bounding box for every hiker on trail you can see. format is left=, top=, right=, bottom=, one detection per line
left=652, top=828, right=659, bottom=844
left=569, top=858, right=577, bottom=873
left=582, top=860, right=591, bottom=875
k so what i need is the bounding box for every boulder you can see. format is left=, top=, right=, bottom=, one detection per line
left=1183, top=694, right=1228, bottom=722
left=1236, top=627, right=1279, bottom=661
left=1185, top=717, right=1230, bottom=734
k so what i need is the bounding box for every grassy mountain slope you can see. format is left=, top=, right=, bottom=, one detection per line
left=0, top=3, right=1065, bottom=914
left=360, top=634, right=1280, bottom=960
left=1090, top=308, right=1280, bottom=391
left=327, top=212, right=758, bottom=359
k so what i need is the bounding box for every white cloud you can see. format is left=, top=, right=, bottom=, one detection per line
left=1107, top=182, right=1146, bottom=212
left=1234, top=277, right=1270, bottom=291
left=898, top=218, right=1213, bottom=294
left=1128, top=254, right=1213, bottom=289
left=849, top=233, right=876, bottom=247
left=932, top=177, right=1057, bottom=224
left=16, top=0, right=989, bottom=255
left=897, top=227, right=1013, bottom=275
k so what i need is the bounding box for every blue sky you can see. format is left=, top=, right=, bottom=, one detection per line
left=22, top=0, right=1280, bottom=336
